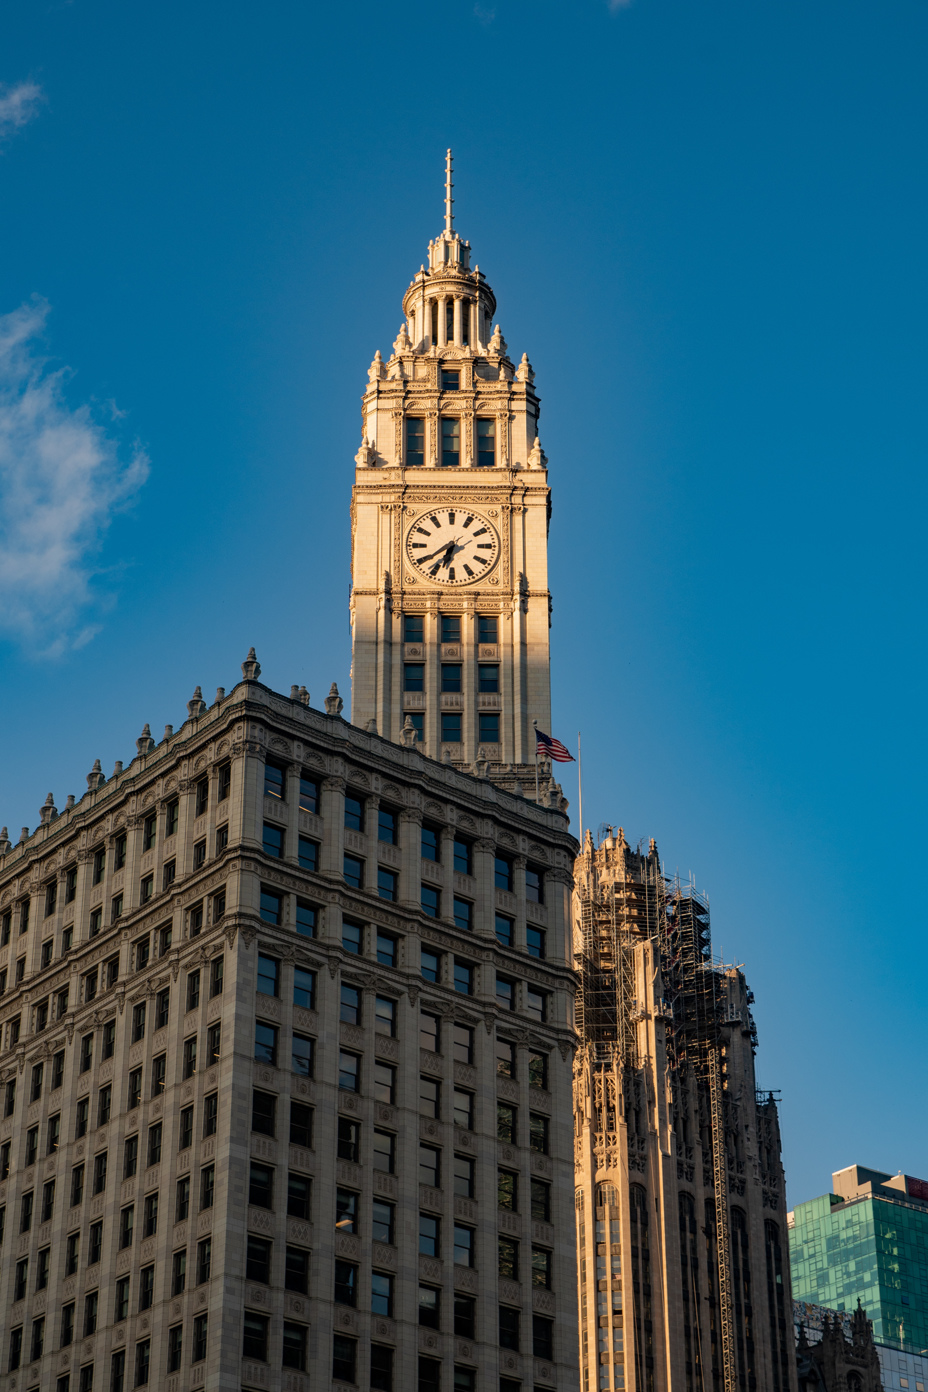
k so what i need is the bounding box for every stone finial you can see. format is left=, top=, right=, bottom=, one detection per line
left=648, top=837, right=658, bottom=858
left=136, top=724, right=155, bottom=756
left=325, top=683, right=344, bottom=717
left=0, top=828, right=9, bottom=854
left=290, top=686, right=300, bottom=700
left=215, top=687, right=225, bottom=703
left=19, top=826, right=29, bottom=843
left=368, top=349, right=386, bottom=383
left=441, top=747, right=453, bottom=764
left=488, top=324, right=507, bottom=356
left=40, top=793, right=57, bottom=825
left=527, top=436, right=547, bottom=470
left=475, top=756, right=489, bottom=779
left=355, top=437, right=377, bottom=468
left=298, top=686, right=309, bottom=706
left=366, top=719, right=378, bottom=734
left=112, top=761, right=123, bottom=778
left=64, top=796, right=75, bottom=811
left=513, top=780, right=525, bottom=798
left=241, top=648, right=261, bottom=680
left=400, top=715, right=418, bottom=748
left=163, top=724, right=174, bottom=741
left=187, top=686, right=206, bottom=718
left=515, top=352, right=535, bottom=384
left=87, top=759, right=104, bottom=791
left=393, top=323, right=412, bottom=355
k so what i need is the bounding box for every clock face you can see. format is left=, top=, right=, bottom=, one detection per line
left=406, top=508, right=500, bottom=585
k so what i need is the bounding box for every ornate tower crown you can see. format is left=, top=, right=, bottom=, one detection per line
left=399, top=150, right=497, bottom=357
left=349, top=151, right=557, bottom=799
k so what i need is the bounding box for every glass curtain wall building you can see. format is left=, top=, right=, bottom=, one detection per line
left=789, top=1165, right=928, bottom=1353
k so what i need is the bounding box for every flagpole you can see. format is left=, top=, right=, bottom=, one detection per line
left=532, top=720, right=539, bottom=804
left=577, top=731, right=583, bottom=845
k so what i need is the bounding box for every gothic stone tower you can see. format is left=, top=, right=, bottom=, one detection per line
left=349, top=153, right=553, bottom=794
left=573, top=830, right=798, bottom=1392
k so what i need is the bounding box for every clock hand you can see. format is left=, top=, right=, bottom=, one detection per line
left=417, top=539, right=456, bottom=563
left=440, top=538, right=464, bottom=568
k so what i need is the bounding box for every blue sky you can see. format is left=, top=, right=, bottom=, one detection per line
left=0, top=0, right=925, bottom=1208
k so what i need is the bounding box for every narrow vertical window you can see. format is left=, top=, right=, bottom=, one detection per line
left=441, top=417, right=460, bottom=467
left=406, top=417, right=425, bottom=468
left=477, top=417, right=495, bottom=467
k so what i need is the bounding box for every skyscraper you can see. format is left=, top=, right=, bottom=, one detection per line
left=0, top=160, right=580, bottom=1392
left=573, top=829, right=797, bottom=1392
left=790, top=1164, right=928, bottom=1360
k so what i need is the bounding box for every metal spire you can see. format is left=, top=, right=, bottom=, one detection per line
left=444, top=148, right=454, bottom=233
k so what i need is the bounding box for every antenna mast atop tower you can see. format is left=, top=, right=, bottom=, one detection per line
left=444, top=148, right=454, bottom=233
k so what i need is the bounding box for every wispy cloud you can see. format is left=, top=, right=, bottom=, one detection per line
left=0, top=300, right=149, bottom=657
left=0, top=81, right=43, bottom=141
left=607, top=0, right=633, bottom=9
left=473, top=3, right=496, bottom=22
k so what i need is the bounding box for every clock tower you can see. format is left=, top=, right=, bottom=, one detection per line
left=349, top=152, right=555, bottom=795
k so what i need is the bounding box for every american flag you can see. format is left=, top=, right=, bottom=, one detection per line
left=535, top=728, right=575, bottom=763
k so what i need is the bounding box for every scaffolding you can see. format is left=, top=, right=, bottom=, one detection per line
left=574, top=833, right=739, bottom=1392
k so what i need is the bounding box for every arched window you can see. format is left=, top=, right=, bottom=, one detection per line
left=630, top=1187, right=653, bottom=1392
left=730, top=1208, right=754, bottom=1389
left=847, top=1374, right=863, bottom=1392
left=765, top=1220, right=788, bottom=1392
left=678, top=1195, right=699, bottom=1392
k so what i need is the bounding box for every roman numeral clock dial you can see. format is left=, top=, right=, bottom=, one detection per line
left=405, top=509, right=500, bottom=585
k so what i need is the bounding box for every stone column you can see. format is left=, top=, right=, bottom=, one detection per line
left=440, top=828, right=457, bottom=921
left=399, top=810, right=422, bottom=909
left=437, top=296, right=447, bottom=348
left=473, top=838, right=496, bottom=939
left=512, top=854, right=527, bottom=951
left=319, top=776, right=346, bottom=880
left=453, top=295, right=462, bottom=346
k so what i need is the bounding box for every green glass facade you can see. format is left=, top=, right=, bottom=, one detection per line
left=790, top=1192, right=928, bottom=1352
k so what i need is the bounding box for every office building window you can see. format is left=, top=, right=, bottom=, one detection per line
left=295, top=900, right=316, bottom=938
left=454, top=960, right=474, bottom=995
left=421, top=949, right=441, bottom=983
left=441, top=712, right=462, bottom=743
left=298, top=836, right=318, bottom=870
left=377, top=868, right=398, bottom=902
left=259, top=888, right=282, bottom=925
left=476, top=417, right=495, bottom=467
left=406, top=416, right=425, bottom=467
left=421, top=884, right=441, bottom=918
left=404, top=613, right=424, bottom=643
left=441, top=416, right=460, bottom=466
left=478, top=712, right=499, bottom=743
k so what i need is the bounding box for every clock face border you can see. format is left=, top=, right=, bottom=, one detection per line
left=404, top=507, right=501, bottom=587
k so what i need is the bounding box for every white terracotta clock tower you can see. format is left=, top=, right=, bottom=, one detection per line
left=349, top=152, right=555, bottom=796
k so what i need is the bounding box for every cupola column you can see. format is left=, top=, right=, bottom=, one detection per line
left=453, top=295, right=462, bottom=347
left=437, top=296, right=447, bottom=348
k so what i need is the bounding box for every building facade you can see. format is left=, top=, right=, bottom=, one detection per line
left=790, top=1165, right=928, bottom=1358
left=0, top=662, right=580, bottom=1392
left=793, top=1298, right=928, bottom=1392
left=572, top=828, right=797, bottom=1392
left=794, top=1301, right=884, bottom=1392
left=349, top=151, right=554, bottom=790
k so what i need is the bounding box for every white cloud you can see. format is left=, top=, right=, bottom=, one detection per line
left=0, top=300, right=149, bottom=656
left=0, top=81, right=43, bottom=141
left=607, top=0, right=633, bottom=9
